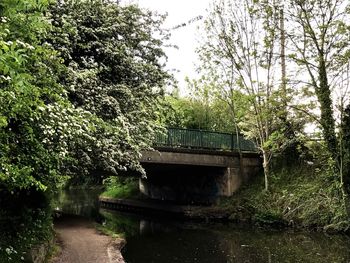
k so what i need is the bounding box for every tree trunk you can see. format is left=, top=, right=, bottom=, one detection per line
left=341, top=104, right=350, bottom=202
left=262, top=149, right=269, bottom=191
left=315, top=55, right=338, bottom=166
left=236, top=130, right=244, bottom=179
left=280, top=7, right=287, bottom=114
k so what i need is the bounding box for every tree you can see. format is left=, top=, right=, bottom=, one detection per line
left=48, top=0, right=170, bottom=182
left=0, top=2, right=91, bottom=260
left=160, top=94, right=214, bottom=130
left=198, top=0, right=286, bottom=190
left=341, top=104, right=350, bottom=189
left=285, top=1, right=350, bottom=210
left=0, top=1, right=170, bottom=258
left=287, top=0, right=350, bottom=169
left=0, top=0, right=70, bottom=193
left=160, top=89, right=248, bottom=133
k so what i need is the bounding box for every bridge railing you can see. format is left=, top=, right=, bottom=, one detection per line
left=154, top=128, right=257, bottom=152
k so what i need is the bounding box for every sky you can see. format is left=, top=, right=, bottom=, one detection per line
left=124, top=0, right=213, bottom=94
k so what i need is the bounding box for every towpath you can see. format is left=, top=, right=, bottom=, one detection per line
left=51, top=214, right=124, bottom=263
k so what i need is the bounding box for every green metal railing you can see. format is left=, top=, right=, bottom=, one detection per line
left=154, top=128, right=257, bottom=152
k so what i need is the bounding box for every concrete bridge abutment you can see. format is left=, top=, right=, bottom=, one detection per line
left=139, top=148, right=261, bottom=204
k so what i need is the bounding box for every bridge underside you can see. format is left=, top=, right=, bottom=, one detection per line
left=140, top=149, right=261, bottom=204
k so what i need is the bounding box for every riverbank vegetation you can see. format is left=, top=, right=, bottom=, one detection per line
left=97, top=209, right=140, bottom=239
left=0, top=0, right=169, bottom=261
left=0, top=191, right=53, bottom=262
left=1, top=0, right=350, bottom=261
left=221, top=165, right=349, bottom=232
left=160, top=0, right=350, bottom=231
left=194, top=0, right=350, bottom=193
left=101, top=177, right=139, bottom=199
left=161, top=95, right=350, bottom=231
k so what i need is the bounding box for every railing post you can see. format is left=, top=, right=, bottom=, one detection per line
left=200, top=130, right=203, bottom=148
left=167, top=128, right=170, bottom=146
left=231, top=133, right=234, bottom=151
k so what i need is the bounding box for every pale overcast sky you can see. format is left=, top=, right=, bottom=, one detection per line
left=124, top=0, right=213, bottom=94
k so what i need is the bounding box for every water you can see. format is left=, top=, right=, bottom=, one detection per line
left=55, top=188, right=350, bottom=263
left=53, top=187, right=103, bottom=219
left=122, top=222, right=350, bottom=263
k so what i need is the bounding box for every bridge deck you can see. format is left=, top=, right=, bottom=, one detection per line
left=141, top=148, right=260, bottom=168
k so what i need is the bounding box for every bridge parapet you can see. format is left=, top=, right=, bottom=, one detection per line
left=154, top=128, right=257, bottom=152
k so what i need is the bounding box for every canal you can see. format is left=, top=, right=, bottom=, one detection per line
left=54, top=188, right=350, bottom=263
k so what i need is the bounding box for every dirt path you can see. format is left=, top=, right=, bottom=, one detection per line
left=51, top=215, right=125, bottom=263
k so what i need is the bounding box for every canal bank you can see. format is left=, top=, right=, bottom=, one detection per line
left=99, top=196, right=233, bottom=221
left=99, top=166, right=350, bottom=233
left=53, top=188, right=350, bottom=263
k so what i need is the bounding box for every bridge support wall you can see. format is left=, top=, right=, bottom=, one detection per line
left=139, top=149, right=261, bottom=203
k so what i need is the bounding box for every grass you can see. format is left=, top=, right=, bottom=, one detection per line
left=94, top=222, right=124, bottom=239
left=100, top=177, right=139, bottom=199
left=219, top=163, right=350, bottom=232
left=46, top=241, right=61, bottom=263
left=97, top=209, right=139, bottom=238
left=93, top=209, right=142, bottom=241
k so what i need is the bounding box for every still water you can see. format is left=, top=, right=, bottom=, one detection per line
left=55, top=188, right=350, bottom=263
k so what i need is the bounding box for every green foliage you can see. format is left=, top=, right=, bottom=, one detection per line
left=101, top=177, right=139, bottom=199
left=0, top=1, right=100, bottom=259
left=48, top=0, right=170, bottom=182
left=253, top=210, right=284, bottom=225
left=196, top=0, right=302, bottom=190
left=0, top=0, right=170, bottom=258
left=98, top=209, right=139, bottom=238
left=0, top=0, right=68, bottom=193
left=222, top=163, right=350, bottom=231
left=287, top=0, right=350, bottom=169
left=160, top=95, right=213, bottom=130
left=160, top=92, right=248, bottom=134
left=0, top=190, right=53, bottom=262
left=341, top=104, right=350, bottom=190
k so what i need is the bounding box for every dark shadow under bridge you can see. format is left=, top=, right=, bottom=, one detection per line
left=139, top=128, right=261, bottom=204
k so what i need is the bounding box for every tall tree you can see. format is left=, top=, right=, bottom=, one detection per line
left=48, top=0, right=170, bottom=182
left=280, top=7, right=287, bottom=112
left=287, top=0, right=350, bottom=169
left=0, top=2, right=94, bottom=260
left=198, top=0, right=283, bottom=190
left=0, top=0, right=72, bottom=193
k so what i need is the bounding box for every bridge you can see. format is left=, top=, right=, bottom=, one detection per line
left=139, top=128, right=261, bottom=204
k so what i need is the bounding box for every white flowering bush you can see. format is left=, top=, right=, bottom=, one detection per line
left=0, top=0, right=68, bottom=192
left=0, top=0, right=169, bottom=261
left=47, top=0, right=170, bottom=184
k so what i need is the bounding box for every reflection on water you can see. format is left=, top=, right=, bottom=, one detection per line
left=53, top=188, right=103, bottom=220
left=121, top=220, right=350, bottom=263
left=56, top=189, right=350, bottom=263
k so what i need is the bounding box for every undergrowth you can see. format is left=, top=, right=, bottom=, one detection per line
left=0, top=190, right=53, bottom=262
left=96, top=209, right=139, bottom=239
left=220, top=163, right=350, bottom=232
left=100, top=177, right=139, bottom=199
